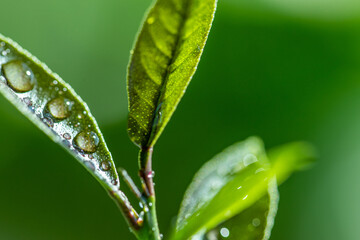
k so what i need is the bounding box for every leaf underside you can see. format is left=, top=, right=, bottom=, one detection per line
left=127, top=0, right=218, bottom=148
left=0, top=34, right=120, bottom=193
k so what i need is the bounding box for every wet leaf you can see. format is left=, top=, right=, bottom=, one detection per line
left=0, top=34, right=120, bottom=192
left=127, top=0, right=218, bottom=148
left=205, top=183, right=278, bottom=240
left=173, top=137, right=274, bottom=240
left=173, top=137, right=315, bottom=240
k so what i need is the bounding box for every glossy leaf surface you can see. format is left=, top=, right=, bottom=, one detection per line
left=173, top=137, right=315, bottom=240
left=0, top=34, right=120, bottom=192
left=127, top=0, right=218, bottom=147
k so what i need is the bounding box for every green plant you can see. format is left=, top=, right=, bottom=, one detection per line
left=0, top=0, right=316, bottom=239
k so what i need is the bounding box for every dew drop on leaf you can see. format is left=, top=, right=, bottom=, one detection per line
left=252, top=218, right=261, bottom=227
left=100, top=161, right=111, bottom=171
left=1, top=49, right=9, bottom=56
left=74, top=131, right=99, bottom=153
left=46, top=97, right=71, bottom=120
left=23, top=97, right=32, bottom=106
left=220, top=227, right=230, bottom=238
left=42, top=117, right=54, bottom=128
left=63, top=133, right=71, bottom=140
left=2, top=60, right=34, bottom=92
left=111, top=179, right=118, bottom=186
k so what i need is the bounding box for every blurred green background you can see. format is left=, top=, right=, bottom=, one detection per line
left=1, top=0, right=360, bottom=239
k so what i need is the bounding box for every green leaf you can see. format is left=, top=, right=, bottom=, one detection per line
left=268, top=141, right=317, bottom=186
left=173, top=137, right=276, bottom=240
left=206, top=183, right=279, bottom=240
left=0, top=34, right=120, bottom=193
left=173, top=137, right=316, bottom=240
left=127, top=0, right=218, bottom=148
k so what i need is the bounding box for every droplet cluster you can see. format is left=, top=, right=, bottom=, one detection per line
left=0, top=40, right=118, bottom=187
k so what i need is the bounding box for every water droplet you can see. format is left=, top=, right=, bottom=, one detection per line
left=65, top=100, right=73, bottom=107
left=160, top=233, right=163, bottom=239
left=147, top=17, right=155, bottom=24
left=88, top=154, right=94, bottom=160
left=237, top=186, right=242, bottom=190
left=220, top=227, right=230, bottom=238
left=111, top=179, right=118, bottom=185
left=100, top=161, right=110, bottom=171
left=63, top=133, right=71, bottom=140
left=243, top=195, right=248, bottom=200
left=74, top=131, right=99, bottom=153
left=139, top=202, right=144, bottom=208
left=147, top=171, right=155, bottom=178
left=42, top=117, right=54, bottom=128
left=84, top=161, right=95, bottom=171
left=0, top=42, right=5, bottom=47
left=1, top=49, right=8, bottom=56
left=77, top=114, right=83, bottom=119
left=243, top=153, right=257, bottom=167
left=23, top=97, right=32, bottom=106
left=2, top=60, right=34, bottom=92
left=144, top=206, right=149, bottom=212
left=252, top=218, right=261, bottom=227
left=149, top=202, right=153, bottom=207
left=47, top=97, right=71, bottom=120
left=137, top=216, right=144, bottom=225
left=52, top=80, right=58, bottom=85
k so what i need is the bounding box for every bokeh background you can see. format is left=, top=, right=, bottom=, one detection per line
left=0, top=0, right=359, bottom=239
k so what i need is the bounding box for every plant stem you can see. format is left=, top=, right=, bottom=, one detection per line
left=139, top=147, right=155, bottom=196
left=119, top=167, right=142, bottom=199
left=108, top=189, right=142, bottom=237
left=138, top=147, right=161, bottom=240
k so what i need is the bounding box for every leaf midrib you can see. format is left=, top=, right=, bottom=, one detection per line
left=145, top=0, right=192, bottom=147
